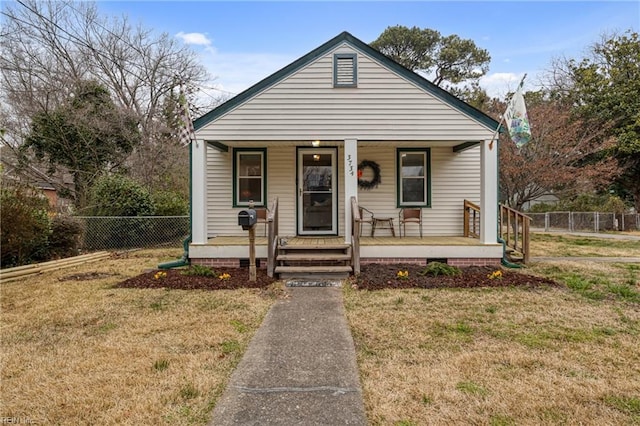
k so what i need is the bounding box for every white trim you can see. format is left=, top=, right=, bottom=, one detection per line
left=192, top=140, right=208, bottom=244
left=344, top=139, right=357, bottom=243
left=360, top=244, right=502, bottom=259
left=297, top=148, right=338, bottom=235
left=480, top=139, right=498, bottom=244
left=190, top=243, right=268, bottom=259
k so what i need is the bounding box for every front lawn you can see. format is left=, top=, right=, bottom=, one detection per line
left=344, top=260, right=640, bottom=425
left=1, top=249, right=278, bottom=424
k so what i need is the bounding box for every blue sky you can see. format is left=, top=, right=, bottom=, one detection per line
left=98, top=1, right=639, bottom=99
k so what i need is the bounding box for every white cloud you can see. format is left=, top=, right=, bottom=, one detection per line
left=176, top=32, right=212, bottom=46
left=480, top=72, right=538, bottom=99
left=196, top=47, right=295, bottom=98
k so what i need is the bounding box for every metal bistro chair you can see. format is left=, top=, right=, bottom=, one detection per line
left=255, top=207, right=269, bottom=237
left=358, top=206, right=375, bottom=237
left=399, top=208, right=423, bottom=238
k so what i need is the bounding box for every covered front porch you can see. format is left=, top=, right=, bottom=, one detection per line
left=188, top=197, right=504, bottom=277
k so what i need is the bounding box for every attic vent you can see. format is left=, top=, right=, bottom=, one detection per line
left=334, top=53, right=357, bottom=88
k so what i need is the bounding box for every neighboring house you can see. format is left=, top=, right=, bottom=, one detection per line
left=189, top=31, right=504, bottom=277
left=1, top=146, right=73, bottom=212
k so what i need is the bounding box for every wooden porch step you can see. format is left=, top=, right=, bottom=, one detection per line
left=278, top=244, right=350, bottom=251
left=276, top=253, right=351, bottom=262
left=275, top=265, right=352, bottom=274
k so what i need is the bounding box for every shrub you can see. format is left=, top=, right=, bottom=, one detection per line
left=152, top=190, right=188, bottom=216
left=85, top=175, right=155, bottom=249
left=0, top=185, right=51, bottom=267
left=181, top=265, right=215, bottom=277
left=88, top=174, right=155, bottom=216
left=48, top=215, right=83, bottom=258
left=418, top=262, right=461, bottom=277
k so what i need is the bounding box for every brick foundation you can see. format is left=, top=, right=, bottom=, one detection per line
left=361, top=257, right=501, bottom=267
left=447, top=258, right=501, bottom=267
left=190, top=257, right=500, bottom=269
left=190, top=258, right=267, bottom=269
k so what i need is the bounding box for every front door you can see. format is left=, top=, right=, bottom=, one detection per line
left=297, top=148, right=338, bottom=235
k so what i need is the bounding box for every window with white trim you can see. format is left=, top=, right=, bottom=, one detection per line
left=233, top=149, right=266, bottom=207
left=397, top=148, right=431, bottom=207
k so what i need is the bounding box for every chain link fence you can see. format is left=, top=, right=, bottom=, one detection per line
left=528, top=212, right=640, bottom=233
left=75, top=216, right=189, bottom=251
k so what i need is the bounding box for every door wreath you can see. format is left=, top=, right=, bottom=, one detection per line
left=357, top=160, right=381, bottom=190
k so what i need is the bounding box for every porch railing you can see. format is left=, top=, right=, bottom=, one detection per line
left=350, top=196, right=361, bottom=275
left=266, top=197, right=279, bottom=277
left=499, top=204, right=531, bottom=264
left=463, top=199, right=531, bottom=264
left=463, top=199, right=481, bottom=239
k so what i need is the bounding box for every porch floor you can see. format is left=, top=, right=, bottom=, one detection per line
left=205, top=236, right=484, bottom=246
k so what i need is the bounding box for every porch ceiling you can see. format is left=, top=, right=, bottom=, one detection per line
left=205, top=140, right=477, bottom=148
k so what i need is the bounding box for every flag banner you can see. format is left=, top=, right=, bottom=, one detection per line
left=503, top=84, right=531, bottom=147
left=177, top=88, right=195, bottom=146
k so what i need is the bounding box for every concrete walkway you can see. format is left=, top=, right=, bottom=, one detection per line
left=210, top=287, right=367, bottom=425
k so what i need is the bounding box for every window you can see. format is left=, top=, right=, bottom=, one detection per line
left=397, top=148, right=431, bottom=207
left=233, top=149, right=266, bottom=207
left=333, top=53, right=357, bottom=87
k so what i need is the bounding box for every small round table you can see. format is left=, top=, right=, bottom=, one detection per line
left=371, top=217, right=396, bottom=237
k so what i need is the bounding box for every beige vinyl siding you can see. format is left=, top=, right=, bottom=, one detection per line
left=356, top=145, right=479, bottom=237
left=206, top=145, right=346, bottom=237
left=197, top=44, right=494, bottom=142
left=207, top=143, right=479, bottom=237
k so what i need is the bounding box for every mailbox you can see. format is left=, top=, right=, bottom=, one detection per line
left=238, top=209, right=257, bottom=230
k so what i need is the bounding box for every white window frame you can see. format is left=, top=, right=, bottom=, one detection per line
left=397, top=148, right=431, bottom=208
left=233, top=148, right=266, bottom=207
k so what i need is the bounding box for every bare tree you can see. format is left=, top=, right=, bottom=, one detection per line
left=1, top=0, right=210, bottom=194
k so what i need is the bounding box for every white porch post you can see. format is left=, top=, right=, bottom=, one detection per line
left=480, top=138, right=498, bottom=244
left=191, top=140, right=208, bottom=244
left=344, top=138, right=358, bottom=243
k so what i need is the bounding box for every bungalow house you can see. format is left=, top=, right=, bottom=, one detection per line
left=187, top=31, right=517, bottom=278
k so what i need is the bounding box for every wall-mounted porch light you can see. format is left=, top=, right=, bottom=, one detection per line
left=311, top=140, right=320, bottom=147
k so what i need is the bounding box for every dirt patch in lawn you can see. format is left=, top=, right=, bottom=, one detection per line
left=60, top=271, right=122, bottom=281
left=116, top=263, right=557, bottom=291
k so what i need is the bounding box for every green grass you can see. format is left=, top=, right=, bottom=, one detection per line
left=527, top=262, right=639, bottom=302
left=456, top=381, right=489, bottom=396
left=179, top=383, right=200, bottom=400
left=153, top=359, right=170, bottom=371
left=604, top=395, right=640, bottom=416
left=229, top=319, right=249, bottom=333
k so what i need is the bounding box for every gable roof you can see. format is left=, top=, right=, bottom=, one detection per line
left=194, top=31, right=500, bottom=131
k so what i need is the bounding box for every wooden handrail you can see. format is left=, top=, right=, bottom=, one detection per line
left=266, top=197, right=278, bottom=277
left=499, top=204, right=531, bottom=264
left=350, top=196, right=360, bottom=275
left=463, top=199, right=481, bottom=239
left=463, top=200, right=531, bottom=264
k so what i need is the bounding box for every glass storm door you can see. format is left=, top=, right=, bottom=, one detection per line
left=297, top=148, right=338, bottom=235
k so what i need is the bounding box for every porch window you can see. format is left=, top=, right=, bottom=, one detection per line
left=397, top=148, right=431, bottom=207
left=233, top=148, right=266, bottom=207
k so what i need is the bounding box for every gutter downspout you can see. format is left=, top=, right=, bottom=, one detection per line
left=158, top=236, right=191, bottom=269
left=157, top=140, right=194, bottom=270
